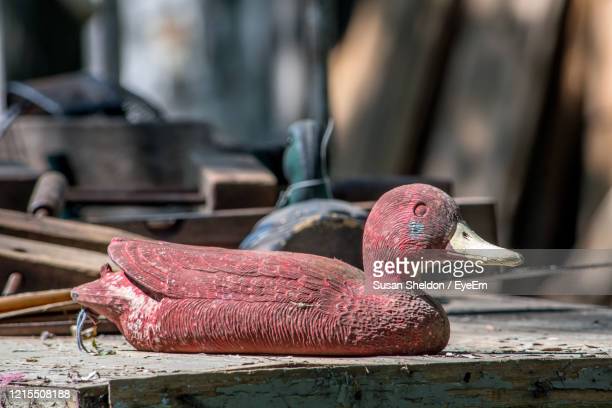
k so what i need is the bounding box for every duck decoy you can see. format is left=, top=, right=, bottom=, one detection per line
left=240, top=119, right=368, bottom=268
left=72, top=183, right=522, bottom=356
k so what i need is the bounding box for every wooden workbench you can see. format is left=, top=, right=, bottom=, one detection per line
left=0, top=295, right=610, bottom=407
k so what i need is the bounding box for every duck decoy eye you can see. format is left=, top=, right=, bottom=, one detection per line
left=413, top=203, right=427, bottom=217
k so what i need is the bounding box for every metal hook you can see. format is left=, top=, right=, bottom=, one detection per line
left=76, top=308, right=97, bottom=354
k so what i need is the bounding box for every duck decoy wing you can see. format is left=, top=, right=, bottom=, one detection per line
left=108, top=237, right=363, bottom=305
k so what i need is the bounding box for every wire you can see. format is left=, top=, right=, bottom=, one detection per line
left=76, top=308, right=97, bottom=354
left=320, top=118, right=334, bottom=198
left=275, top=179, right=327, bottom=207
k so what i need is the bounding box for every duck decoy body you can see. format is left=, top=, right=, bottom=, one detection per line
left=72, top=184, right=522, bottom=356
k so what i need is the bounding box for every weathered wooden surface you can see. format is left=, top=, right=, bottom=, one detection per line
left=0, top=235, right=107, bottom=291
left=0, top=296, right=609, bottom=407
left=0, top=208, right=146, bottom=252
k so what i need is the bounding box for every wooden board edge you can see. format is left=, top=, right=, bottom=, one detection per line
left=108, top=357, right=612, bottom=407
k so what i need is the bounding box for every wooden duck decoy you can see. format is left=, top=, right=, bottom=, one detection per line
left=72, top=184, right=522, bottom=356
left=240, top=119, right=368, bottom=268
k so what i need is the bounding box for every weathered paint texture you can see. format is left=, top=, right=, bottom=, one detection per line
left=73, top=184, right=459, bottom=355
left=362, top=184, right=459, bottom=279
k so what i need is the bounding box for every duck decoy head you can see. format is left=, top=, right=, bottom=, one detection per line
left=70, top=263, right=132, bottom=325
left=280, top=119, right=333, bottom=206
left=362, top=184, right=523, bottom=275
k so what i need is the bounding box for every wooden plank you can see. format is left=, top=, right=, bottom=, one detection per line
left=0, top=320, right=77, bottom=336
left=68, top=177, right=450, bottom=207
left=0, top=208, right=146, bottom=252
left=0, top=296, right=609, bottom=406
left=0, top=300, right=77, bottom=320
left=4, top=117, right=219, bottom=190
left=0, top=290, right=71, bottom=313
left=93, top=206, right=273, bottom=247
left=65, top=188, right=205, bottom=205
left=0, top=235, right=107, bottom=291
left=109, top=358, right=612, bottom=407
left=0, top=164, right=39, bottom=212
left=1, top=313, right=81, bottom=324
left=421, top=0, right=566, bottom=244
left=329, top=0, right=457, bottom=176
left=579, top=0, right=612, bottom=246
left=332, top=176, right=453, bottom=202
left=0, top=336, right=292, bottom=392
left=95, top=199, right=496, bottom=248
left=512, top=0, right=587, bottom=249
left=199, top=153, right=278, bottom=212
left=0, top=319, right=117, bottom=337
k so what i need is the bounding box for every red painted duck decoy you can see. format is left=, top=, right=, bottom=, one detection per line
left=72, top=184, right=522, bottom=356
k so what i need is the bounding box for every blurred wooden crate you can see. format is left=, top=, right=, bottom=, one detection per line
left=0, top=117, right=220, bottom=190
left=0, top=163, right=39, bottom=211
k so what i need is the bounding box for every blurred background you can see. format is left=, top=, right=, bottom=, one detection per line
left=0, top=0, right=611, bottom=271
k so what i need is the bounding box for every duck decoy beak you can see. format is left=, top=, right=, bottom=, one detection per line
left=446, top=221, right=524, bottom=267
